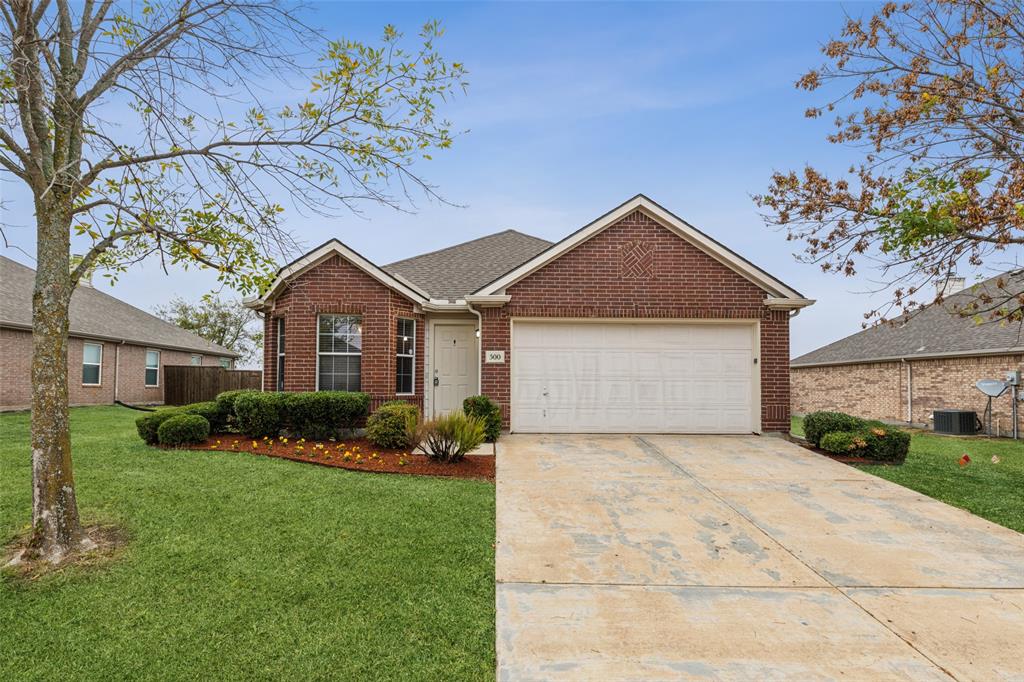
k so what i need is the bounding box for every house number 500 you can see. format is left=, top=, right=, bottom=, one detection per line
left=485, top=350, right=505, bottom=364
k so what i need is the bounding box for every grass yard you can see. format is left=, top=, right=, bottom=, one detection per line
left=1, top=406, right=495, bottom=681
left=792, top=416, right=1024, bottom=533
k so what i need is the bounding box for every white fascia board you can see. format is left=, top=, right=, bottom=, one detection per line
left=463, top=294, right=511, bottom=307
left=764, top=297, right=815, bottom=310
left=253, top=239, right=429, bottom=307
left=423, top=300, right=469, bottom=313
left=473, top=195, right=806, bottom=301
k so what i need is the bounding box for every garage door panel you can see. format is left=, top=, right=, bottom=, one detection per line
left=512, top=321, right=756, bottom=434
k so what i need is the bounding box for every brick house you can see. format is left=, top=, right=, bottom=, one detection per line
left=245, top=195, right=812, bottom=434
left=792, top=271, right=1024, bottom=434
left=1, top=256, right=237, bottom=410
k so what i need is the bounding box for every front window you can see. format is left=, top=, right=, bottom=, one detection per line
left=145, top=350, right=160, bottom=387
left=396, top=318, right=415, bottom=394
left=82, top=342, right=102, bottom=385
left=317, top=315, right=361, bottom=391
left=190, top=354, right=202, bottom=366
left=276, top=318, right=285, bottom=391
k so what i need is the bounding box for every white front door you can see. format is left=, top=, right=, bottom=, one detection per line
left=433, top=324, right=478, bottom=416
left=512, top=321, right=757, bottom=434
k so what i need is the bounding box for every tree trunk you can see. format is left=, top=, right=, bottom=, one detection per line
left=24, top=200, right=89, bottom=563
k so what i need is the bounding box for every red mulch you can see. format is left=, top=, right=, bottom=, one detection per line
left=172, top=434, right=495, bottom=482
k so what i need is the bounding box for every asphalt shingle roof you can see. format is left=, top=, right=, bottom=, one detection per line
left=791, top=270, right=1024, bottom=367
left=382, top=229, right=553, bottom=301
left=0, top=255, right=238, bottom=357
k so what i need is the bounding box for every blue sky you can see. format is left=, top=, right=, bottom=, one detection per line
left=2, top=1, right=891, bottom=359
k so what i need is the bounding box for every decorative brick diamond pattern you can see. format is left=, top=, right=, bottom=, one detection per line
left=620, top=240, right=655, bottom=280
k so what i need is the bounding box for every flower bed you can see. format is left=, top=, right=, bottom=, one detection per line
left=168, top=434, right=494, bottom=481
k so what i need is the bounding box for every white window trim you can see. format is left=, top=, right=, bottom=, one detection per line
left=276, top=317, right=285, bottom=391
left=315, top=314, right=362, bottom=392
left=396, top=318, right=416, bottom=396
left=145, top=349, right=161, bottom=387
left=82, top=342, right=102, bottom=386
left=190, top=354, right=203, bottom=366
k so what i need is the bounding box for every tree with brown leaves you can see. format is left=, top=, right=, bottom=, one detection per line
left=756, top=0, right=1024, bottom=325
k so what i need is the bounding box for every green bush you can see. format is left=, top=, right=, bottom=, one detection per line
left=215, top=389, right=258, bottom=428
left=819, top=430, right=865, bottom=455
left=157, top=413, right=210, bottom=447
left=284, top=391, right=370, bottom=440
left=366, top=401, right=420, bottom=449
left=803, top=411, right=866, bottom=447
left=859, top=423, right=912, bottom=462
left=180, top=401, right=226, bottom=432
left=462, top=395, right=501, bottom=443
left=234, top=392, right=285, bottom=438
left=136, top=408, right=182, bottom=445
left=419, top=411, right=485, bottom=463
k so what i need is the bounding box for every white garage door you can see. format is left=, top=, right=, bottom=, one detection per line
left=511, top=321, right=756, bottom=434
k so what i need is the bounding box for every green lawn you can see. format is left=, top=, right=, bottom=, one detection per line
left=1, top=406, right=495, bottom=680
left=792, top=416, right=1024, bottom=533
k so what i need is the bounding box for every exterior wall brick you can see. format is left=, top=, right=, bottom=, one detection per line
left=0, top=326, right=232, bottom=410
left=792, top=354, right=1024, bottom=434
left=262, top=255, right=425, bottom=410
left=481, top=209, right=792, bottom=432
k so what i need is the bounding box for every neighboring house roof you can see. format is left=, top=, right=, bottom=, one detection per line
left=473, top=194, right=811, bottom=307
left=383, top=229, right=553, bottom=302
left=791, top=270, right=1024, bottom=367
left=0, top=255, right=238, bottom=357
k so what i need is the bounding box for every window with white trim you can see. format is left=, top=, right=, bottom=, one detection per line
left=276, top=317, right=285, bottom=391
left=82, top=342, right=102, bottom=385
left=190, top=354, right=202, bottom=366
left=145, top=350, right=160, bottom=387
left=219, top=357, right=231, bottom=369
left=317, top=315, right=361, bottom=391
left=396, top=318, right=415, bottom=394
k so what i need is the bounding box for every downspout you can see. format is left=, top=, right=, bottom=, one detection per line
left=466, top=301, right=483, bottom=398
left=113, top=340, right=125, bottom=404
left=903, top=358, right=913, bottom=424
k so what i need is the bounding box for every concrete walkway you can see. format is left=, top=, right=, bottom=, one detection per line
left=496, top=434, right=1024, bottom=680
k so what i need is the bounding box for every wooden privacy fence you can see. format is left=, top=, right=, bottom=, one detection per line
left=163, top=366, right=262, bottom=406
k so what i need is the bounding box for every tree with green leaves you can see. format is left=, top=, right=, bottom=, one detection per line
left=0, top=0, right=466, bottom=564
left=154, top=296, right=262, bottom=365
left=756, top=0, right=1024, bottom=325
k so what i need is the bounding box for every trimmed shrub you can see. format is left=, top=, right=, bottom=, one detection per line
left=366, top=401, right=420, bottom=449
left=136, top=408, right=182, bottom=445
left=463, top=395, right=501, bottom=443
left=859, top=423, right=912, bottom=462
left=180, top=401, right=226, bottom=432
left=803, top=411, right=866, bottom=447
left=819, top=430, right=866, bottom=455
left=234, top=392, right=285, bottom=438
left=284, top=391, right=370, bottom=440
left=157, top=413, right=210, bottom=447
left=419, top=411, right=485, bottom=463
left=215, top=389, right=258, bottom=428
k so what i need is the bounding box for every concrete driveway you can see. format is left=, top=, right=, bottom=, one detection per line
left=496, top=434, right=1024, bottom=681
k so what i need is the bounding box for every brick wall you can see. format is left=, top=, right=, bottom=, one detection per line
left=792, top=354, right=1024, bottom=433
left=481, top=209, right=792, bottom=432
left=0, top=326, right=232, bottom=410
left=262, top=254, right=425, bottom=409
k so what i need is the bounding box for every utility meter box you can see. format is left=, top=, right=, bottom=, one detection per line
left=1006, top=370, right=1021, bottom=386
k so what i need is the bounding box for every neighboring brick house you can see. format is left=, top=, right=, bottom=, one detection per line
left=792, top=271, right=1024, bottom=434
left=1, top=256, right=238, bottom=410
left=246, top=195, right=811, bottom=434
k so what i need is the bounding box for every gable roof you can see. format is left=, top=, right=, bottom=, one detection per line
left=791, top=270, right=1024, bottom=367
left=248, top=238, right=431, bottom=308
left=383, top=230, right=552, bottom=302
left=0, top=256, right=238, bottom=357
left=472, top=194, right=810, bottom=304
